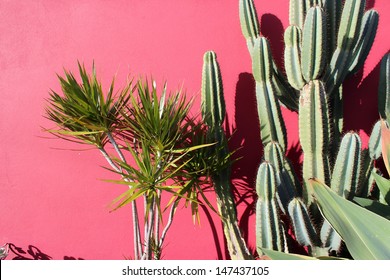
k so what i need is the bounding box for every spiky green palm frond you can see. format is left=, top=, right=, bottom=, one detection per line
left=45, top=62, right=132, bottom=147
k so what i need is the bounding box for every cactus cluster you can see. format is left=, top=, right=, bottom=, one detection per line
left=224, top=0, right=386, bottom=258
left=236, top=0, right=389, bottom=258
left=200, top=0, right=389, bottom=259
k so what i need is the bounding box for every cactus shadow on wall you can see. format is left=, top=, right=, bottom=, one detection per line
left=229, top=72, right=260, bottom=245
left=260, top=13, right=285, bottom=71
left=343, top=56, right=386, bottom=136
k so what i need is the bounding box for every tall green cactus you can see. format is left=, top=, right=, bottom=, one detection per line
left=238, top=0, right=383, bottom=259
left=201, top=51, right=252, bottom=260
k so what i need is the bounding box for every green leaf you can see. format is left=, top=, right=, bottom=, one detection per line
left=381, top=119, right=390, bottom=175
left=372, top=172, right=390, bottom=205
left=353, top=197, right=390, bottom=220
left=261, top=248, right=345, bottom=260
left=309, top=179, right=390, bottom=260
left=262, top=248, right=317, bottom=260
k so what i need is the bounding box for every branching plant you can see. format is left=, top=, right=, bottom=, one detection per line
left=44, top=63, right=225, bottom=260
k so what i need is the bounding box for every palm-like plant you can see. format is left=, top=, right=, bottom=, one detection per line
left=45, top=63, right=227, bottom=259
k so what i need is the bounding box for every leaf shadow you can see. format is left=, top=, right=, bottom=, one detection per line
left=7, top=243, right=84, bottom=260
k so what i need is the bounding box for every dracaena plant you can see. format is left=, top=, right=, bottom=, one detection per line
left=44, top=63, right=225, bottom=260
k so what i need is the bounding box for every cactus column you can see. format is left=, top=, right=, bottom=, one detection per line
left=201, top=51, right=252, bottom=260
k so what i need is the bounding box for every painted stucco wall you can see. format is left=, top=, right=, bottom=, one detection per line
left=1, top=0, right=389, bottom=259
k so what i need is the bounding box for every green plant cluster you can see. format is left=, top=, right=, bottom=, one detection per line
left=44, top=0, right=390, bottom=260
left=234, top=0, right=390, bottom=259
left=45, top=64, right=229, bottom=260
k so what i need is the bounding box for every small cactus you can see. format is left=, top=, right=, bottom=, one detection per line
left=256, top=162, right=287, bottom=253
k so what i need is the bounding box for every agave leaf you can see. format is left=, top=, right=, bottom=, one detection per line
left=353, top=197, right=390, bottom=220
left=372, top=172, right=390, bottom=205
left=309, top=179, right=390, bottom=260
left=381, top=119, right=390, bottom=175
left=262, top=248, right=317, bottom=260
left=262, top=248, right=346, bottom=260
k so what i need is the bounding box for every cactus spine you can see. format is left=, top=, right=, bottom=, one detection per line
left=201, top=51, right=252, bottom=260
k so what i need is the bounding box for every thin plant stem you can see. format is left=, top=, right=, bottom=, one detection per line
left=101, top=134, right=143, bottom=260
left=154, top=190, right=161, bottom=247
left=142, top=196, right=156, bottom=260
left=159, top=199, right=179, bottom=248
left=132, top=200, right=142, bottom=259
left=107, top=132, right=126, bottom=162
left=143, top=194, right=149, bottom=249
left=99, top=147, right=122, bottom=173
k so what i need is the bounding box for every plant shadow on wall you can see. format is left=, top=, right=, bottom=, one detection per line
left=5, top=243, right=83, bottom=260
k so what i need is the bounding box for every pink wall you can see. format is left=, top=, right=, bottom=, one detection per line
left=1, top=0, right=389, bottom=260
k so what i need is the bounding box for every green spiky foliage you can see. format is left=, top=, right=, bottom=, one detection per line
left=239, top=0, right=389, bottom=259
left=45, top=62, right=132, bottom=147
left=45, top=64, right=224, bottom=260
left=201, top=51, right=252, bottom=260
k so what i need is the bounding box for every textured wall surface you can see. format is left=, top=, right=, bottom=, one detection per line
left=1, top=0, right=389, bottom=259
